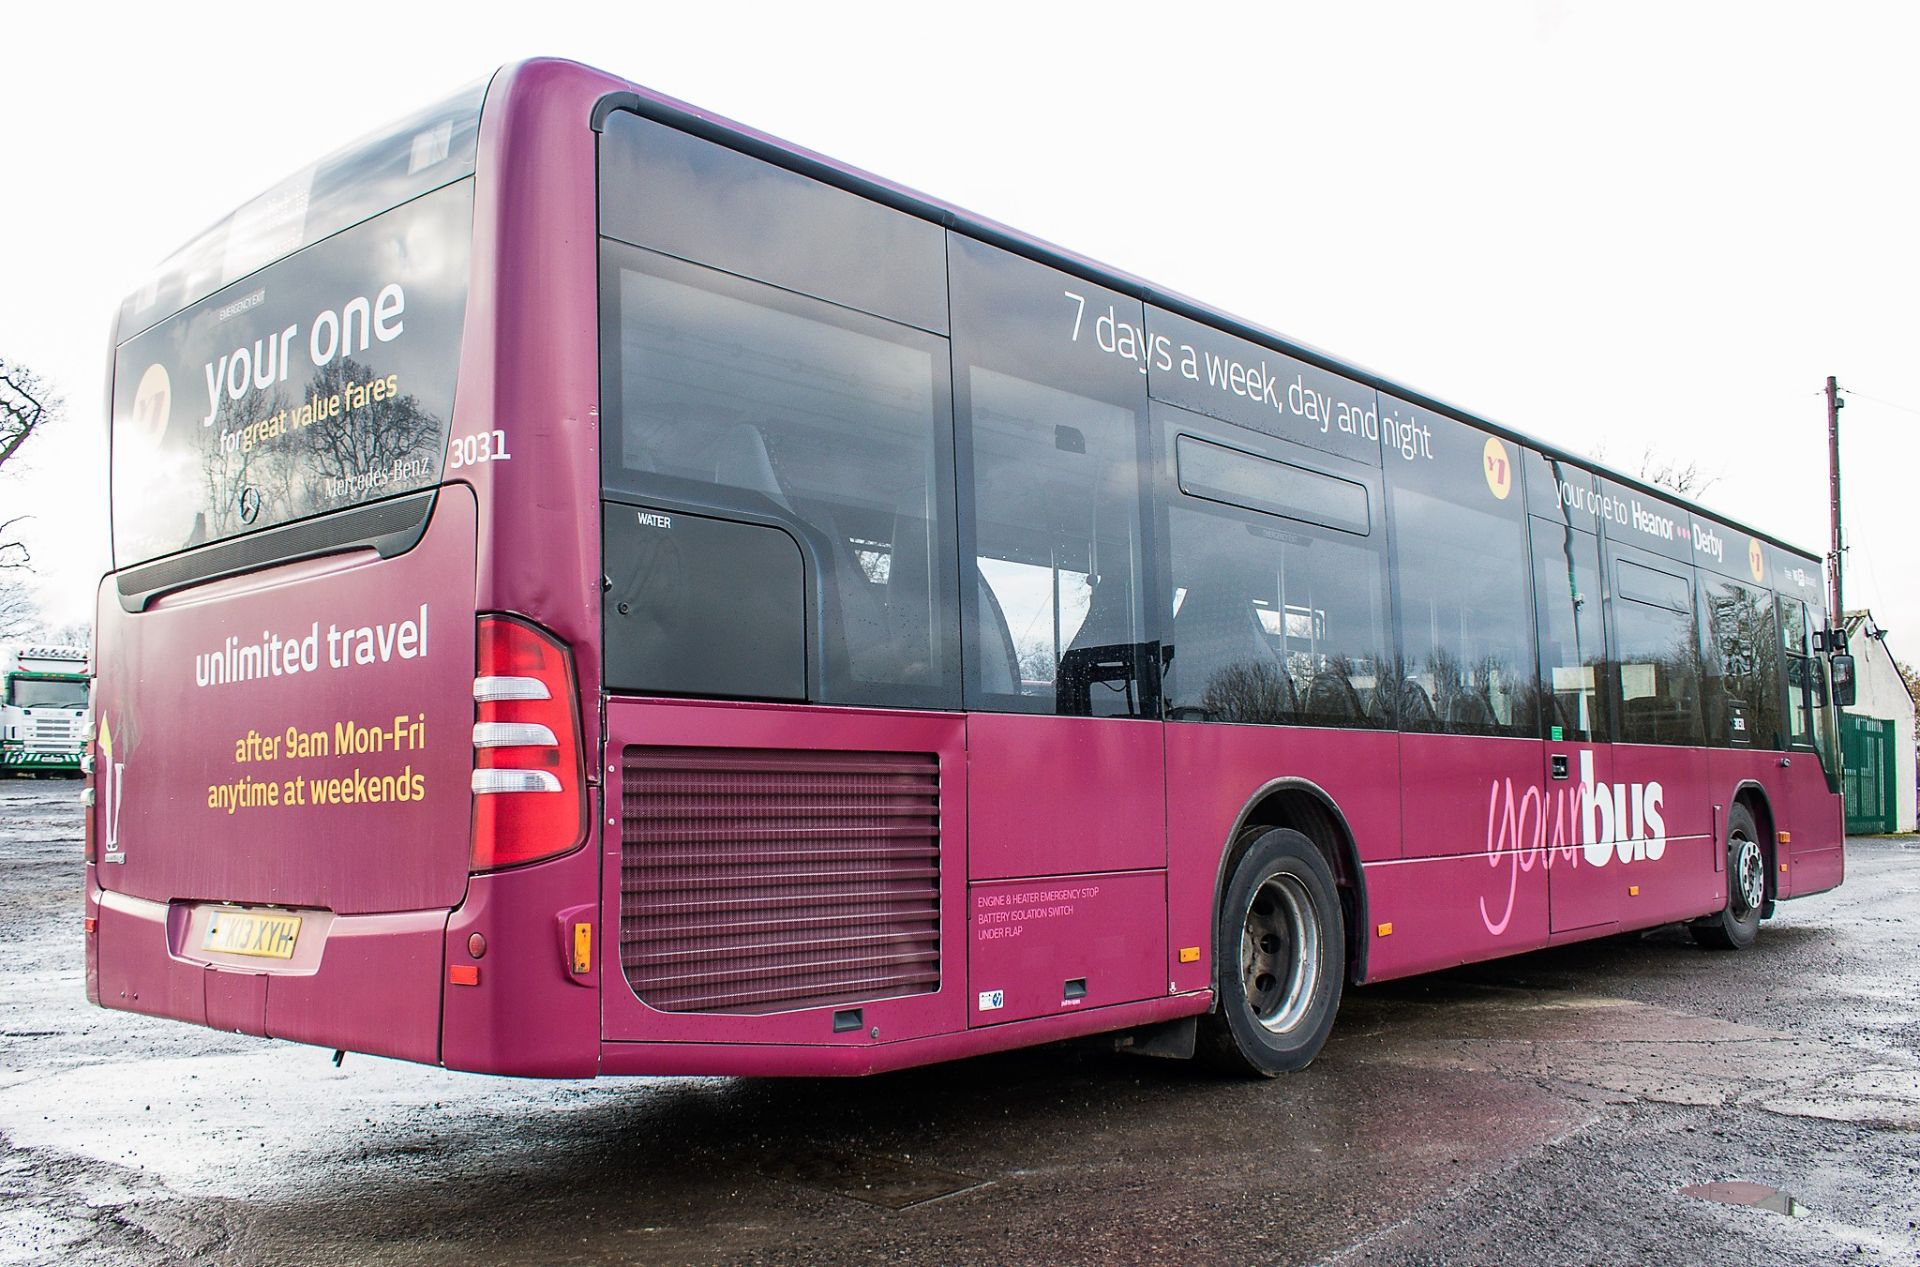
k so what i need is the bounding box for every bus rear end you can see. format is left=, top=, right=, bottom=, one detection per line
left=88, top=68, right=603, bottom=1077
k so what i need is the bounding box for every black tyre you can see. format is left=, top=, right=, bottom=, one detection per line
left=1691, top=803, right=1766, bottom=950
left=1199, top=827, right=1346, bottom=1076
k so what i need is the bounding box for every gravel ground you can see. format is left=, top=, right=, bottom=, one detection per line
left=1, top=777, right=1916, bottom=1266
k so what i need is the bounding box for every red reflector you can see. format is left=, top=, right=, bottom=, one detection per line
left=84, top=917, right=98, bottom=934
left=449, top=964, right=481, bottom=987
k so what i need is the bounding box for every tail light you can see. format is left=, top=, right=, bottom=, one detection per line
left=82, top=717, right=100, bottom=864
left=470, top=615, right=586, bottom=871
left=82, top=759, right=97, bottom=863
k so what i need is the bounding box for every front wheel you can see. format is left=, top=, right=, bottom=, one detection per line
left=1691, top=803, right=1766, bottom=950
left=1199, top=827, right=1346, bottom=1076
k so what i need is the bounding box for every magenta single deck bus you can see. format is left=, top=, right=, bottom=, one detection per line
left=90, top=59, right=1845, bottom=1078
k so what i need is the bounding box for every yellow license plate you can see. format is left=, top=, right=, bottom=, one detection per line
left=202, top=909, right=302, bottom=960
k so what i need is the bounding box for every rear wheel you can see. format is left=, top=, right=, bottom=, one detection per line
left=1691, top=803, right=1765, bottom=950
left=1199, top=827, right=1345, bottom=1076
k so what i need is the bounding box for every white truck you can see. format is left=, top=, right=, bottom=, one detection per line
left=1, top=645, right=89, bottom=776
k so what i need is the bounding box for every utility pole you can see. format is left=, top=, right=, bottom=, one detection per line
left=1826, top=374, right=1844, bottom=633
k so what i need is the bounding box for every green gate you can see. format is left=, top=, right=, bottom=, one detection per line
left=1842, top=714, right=1896, bottom=835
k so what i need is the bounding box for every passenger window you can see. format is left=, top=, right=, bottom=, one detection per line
left=950, top=236, right=1154, bottom=717
left=1611, top=554, right=1704, bottom=745
left=1165, top=410, right=1391, bottom=729
left=967, top=369, right=1149, bottom=715
left=599, top=245, right=958, bottom=709
left=1384, top=403, right=1535, bottom=736
left=1701, top=576, right=1782, bottom=748
left=1530, top=519, right=1608, bottom=741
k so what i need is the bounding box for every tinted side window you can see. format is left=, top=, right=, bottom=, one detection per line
left=1700, top=576, right=1782, bottom=748
left=1611, top=551, right=1704, bottom=745
left=600, top=244, right=958, bottom=708
left=1531, top=519, right=1608, bottom=741
left=950, top=236, right=1154, bottom=717
left=1164, top=405, right=1390, bottom=729
left=1384, top=402, right=1535, bottom=736
left=599, top=111, right=946, bottom=333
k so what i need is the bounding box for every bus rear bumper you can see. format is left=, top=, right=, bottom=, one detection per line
left=89, top=883, right=446, bottom=1066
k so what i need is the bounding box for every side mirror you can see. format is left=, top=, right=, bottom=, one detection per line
left=1813, top=627, right=1847, bottom=654
left=1830, top=653, right=1857, bottom=708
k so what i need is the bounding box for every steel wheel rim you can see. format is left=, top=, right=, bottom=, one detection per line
left=1732, top=833, right=1765, bottom=915
left=1241, top=872, right=1320, bottom=1034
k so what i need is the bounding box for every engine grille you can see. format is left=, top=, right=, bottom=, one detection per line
left=27, top=718, right=83, bottom=750
left=619, top=746, right=940, bottom=1014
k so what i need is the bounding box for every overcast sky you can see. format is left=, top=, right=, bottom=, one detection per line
left=1, top=2, right=1914, bottom=655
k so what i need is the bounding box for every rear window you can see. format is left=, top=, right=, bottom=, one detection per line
left=119, top=81, right=484, bottom=335
left=110, top=180, right=474, bottom=567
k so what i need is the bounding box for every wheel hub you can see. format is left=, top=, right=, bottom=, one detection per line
left=1732, top=835, right=1765, bottom=915
left=1241, top=873, right=1321, bottom=1035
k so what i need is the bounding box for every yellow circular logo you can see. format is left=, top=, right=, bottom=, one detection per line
left=1748, top=537, right=1765, bottom=584
left=130, top=363, right=172, bottom=447
left=1482, top=436, right=1513, bottom=500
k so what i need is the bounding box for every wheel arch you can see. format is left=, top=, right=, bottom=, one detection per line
left=1729, top=779, right=1778, bottom=903
left=1211, top=778, right=1370, bottom=987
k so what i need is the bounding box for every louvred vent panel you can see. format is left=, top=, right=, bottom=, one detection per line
left=620, top=747, right=940, bottom=1014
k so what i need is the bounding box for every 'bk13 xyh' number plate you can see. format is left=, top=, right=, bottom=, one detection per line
left=201, top=909, right=302, bottom=960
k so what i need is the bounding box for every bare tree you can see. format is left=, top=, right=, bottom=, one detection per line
left=1636, top=449, right=1720, bottom=498
left=1589, top=440, right=1721, bottom=498
left=1, top=356, right=61, bottom=572
left=0, top=581, right=35, bottom=640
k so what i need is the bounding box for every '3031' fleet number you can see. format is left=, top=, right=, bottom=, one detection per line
left=448, top=430, right=512, bottom=468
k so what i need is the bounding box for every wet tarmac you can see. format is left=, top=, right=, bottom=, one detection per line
left=2, top=777, right=1917, bottom=1265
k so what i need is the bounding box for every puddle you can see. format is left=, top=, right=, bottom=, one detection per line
left=761, top=1148, right=986, bottom=1209
left=1679, top=1180, right=1810, bottom=1217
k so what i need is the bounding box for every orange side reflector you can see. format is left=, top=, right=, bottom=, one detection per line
left=572, top=922, right=592, bottom=975
left=1177, top=946, right=1201, bottom=964
left=1780, top=862, right=1789, bottom=873
left=1376, top=922, right=1393, bottom=937
left=1778, top=831, right=1792, bottom=844
left=1629, top=885, right=1640, bottom=896
left=449, top=964, right=480, bottom=987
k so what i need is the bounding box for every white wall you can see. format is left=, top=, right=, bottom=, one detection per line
left=1849, top=618, right=1917, bottom=833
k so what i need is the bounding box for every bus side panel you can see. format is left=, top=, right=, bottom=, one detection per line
left=1165, top=724, right=1400, bottom=997
left=1360, top=851, right=1550, bottom=982
left=1606, top=743, right=1717, bottom=928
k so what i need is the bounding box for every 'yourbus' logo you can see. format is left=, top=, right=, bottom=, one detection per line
left=1478, top=753, right=1670, bottom=935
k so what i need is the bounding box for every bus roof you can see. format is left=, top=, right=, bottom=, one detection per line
left=111, top=57, right=1825, bottom=573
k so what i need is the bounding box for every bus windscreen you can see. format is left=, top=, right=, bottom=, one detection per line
left=6, top=677, right=88, bottom=709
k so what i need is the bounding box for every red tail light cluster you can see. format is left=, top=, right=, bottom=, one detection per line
left=470, top=615, right=586, bottom=872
